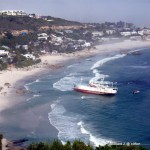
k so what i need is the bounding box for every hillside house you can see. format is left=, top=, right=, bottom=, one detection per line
left=38, top=33, right=49, bottom=40
left=0, top=50, right=9, bottom=56
left=131, top=30, right=137, bottom=35
left=23, top=54, right=35, bottom=60
left=1, top=45, right=10, bottom=50
left=120, top=31, right=131, bottom=36
left=16, top=45, right=28, bottom=50
left=64, top=30, right=73, bottom=34
left=145, top=35, right=150, bottom=41
left=0, top=10, right=27, bottom=16
left=92, top=31, right=104, bottom=37
left=137, top=30, right=144, bottom=36
left=82, top=42, right=91, bottom=47
left=106, top=29, right=116, bottom=35
left=130, top=36, right=142, bottom=41
left=50, top=35, right=63, bottom=44
left=143, top=29, right=150, bottom=35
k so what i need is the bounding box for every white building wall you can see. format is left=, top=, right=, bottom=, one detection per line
left=0, top=10, right=27, bottom=16
left=120, top=32, right=131, bottom=36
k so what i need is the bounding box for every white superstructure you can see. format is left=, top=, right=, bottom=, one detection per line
left=74, top=79, right=118, bottom=95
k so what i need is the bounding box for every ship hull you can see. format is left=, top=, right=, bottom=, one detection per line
left=74, top=84, right=117, bottom=95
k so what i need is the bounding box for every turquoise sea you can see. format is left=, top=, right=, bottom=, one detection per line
left=0, top=47, right=150, bottom=148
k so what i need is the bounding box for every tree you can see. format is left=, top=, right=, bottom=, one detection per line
left=0, top=60, right=8, bottom=70
left=27, top=140, right=148, bottom=150
left=5, top=32, right=14, bottom=40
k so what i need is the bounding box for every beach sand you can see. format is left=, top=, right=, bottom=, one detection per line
left=0, top=40, right=150, bottom=118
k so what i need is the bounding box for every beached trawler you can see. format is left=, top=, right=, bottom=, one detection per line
left=73, top=79, right=118, bottom=95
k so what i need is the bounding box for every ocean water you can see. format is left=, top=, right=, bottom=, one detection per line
left=1, top=48, right=150, bottom=147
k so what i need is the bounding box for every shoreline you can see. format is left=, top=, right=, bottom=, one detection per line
left=0, top=40, right=150, bottom=148
left=0, top=40, right=150, bottom=118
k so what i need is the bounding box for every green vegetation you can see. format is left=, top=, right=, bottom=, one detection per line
left=27, top=140, right=148, bottom=150
left=13, top=55, right=41, bottom=68
left=0, top=16, right=80, bottom=32
left=0, top=60, right=7, bottom=70
left=0, top=32, right=37, bottom=48
left=28, top=140, right=94, bottom=150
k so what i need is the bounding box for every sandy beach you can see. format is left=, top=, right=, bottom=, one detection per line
left=0, top=40, right=150, bottom=117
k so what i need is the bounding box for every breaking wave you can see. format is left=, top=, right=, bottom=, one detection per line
left=91, top=54, right=126, bottom=70
left=53, top=73, right=89, bottom=91
left=26, top=94, right=41, bottom=101
left=48, top=101, right=115, bottom=147
left=90, top=54, right=126, bottom=83
left=78, top=121, right=114, bottom=147
left=67, top=64, right=78, bottom=68
left=24, top=78, right=42, bottom=90
left=48, top=100, right=88, bottom=143
left=129, top=65, right=150, bottom=69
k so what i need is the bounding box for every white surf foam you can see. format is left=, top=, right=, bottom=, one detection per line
left=67, top=64, right=78, bottom=68
left=24, top=78, right=41, bottom=90
left=90, top=54, right=126, bottom=83
left=130, top=65, right=150, bottom=69
left=78, top=121, right=114, bottom=147
left=26, top=94, right=41, bottom=101
left=81, top=96, right=96, bottom=100
left=24, top=84, right=30, bottom=91
left=33, top=94, right=40, bottom=97
left=35, top=79, right=40, bottom=82
left=129, top=48, right=144, bottom=53
left=53, top=73, right=87, bottom=91
left=89, top=69, right=109, bottom=83
left=91, top=54, right=126, bottom=70
left=48, top=101, right=87, bottom=142
left=48, top=101, right=115, bottom=147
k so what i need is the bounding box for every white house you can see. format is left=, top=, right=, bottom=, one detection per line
left=131, top=30, right=137, bottom=35
left=143, top=29, right=150, bottom=35
left=16, top=45, right=28, bottom=50
left=22, top=45, right=28, bottom=50
left=23, top=54, right=35, bottom=60
left=1, top=45, right=10, bottom=50
left=106, top=29, right=116, bottom=35
left=145, top=35, right=150, bottom=41
left=51, top=50, right=58, bottom=54
left=92, top=31, right=104, bottom=37
left=82, top=42, right=91, bottom=47
left=47, top=19, right=54, bottom=22
left=64, top=30, right=73, bottom=34
left=0, top=10, right=27, bottom=16
left=0, top=50, right=9, bottom=56
left=120, top=31, right=131, bottom=36
left=51, top=35, right=63, bottom=44
left=137, top=30, right=144, bottom=36
left=130, top=36, right=142, bottom=41
left=78, top=39, right=86, bottom=43
left=40, top=50, right=49, bottom=54
left=38, top=33, right=49, bottom=40
left=101, top=37, right=110, bottom=41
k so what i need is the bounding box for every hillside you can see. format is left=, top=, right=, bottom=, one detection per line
left=0, top=15, right=81, bottom=32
